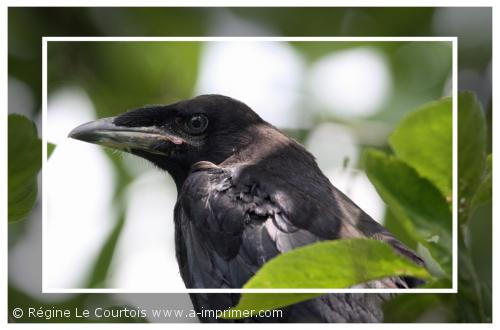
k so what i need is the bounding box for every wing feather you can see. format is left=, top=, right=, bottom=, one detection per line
left=174, top=161, right=423, bottom=321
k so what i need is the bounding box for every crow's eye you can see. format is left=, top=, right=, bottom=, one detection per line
left=185, top=114, right=208, bottom=134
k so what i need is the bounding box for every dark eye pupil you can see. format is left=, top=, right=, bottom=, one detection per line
left=185, top=114, right=207, bottom=134
left=191, top=118, right=201, bottom=128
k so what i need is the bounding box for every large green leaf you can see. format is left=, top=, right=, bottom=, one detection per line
left=8, top=115, right=42, bottom=223
left=389, top=97, right=452, bottom=199
left=226, top=239, right=431, bottom=318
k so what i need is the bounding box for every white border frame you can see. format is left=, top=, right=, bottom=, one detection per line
left=41, top=36, right=458, bottom=294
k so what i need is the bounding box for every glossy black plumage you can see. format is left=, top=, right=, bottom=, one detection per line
left=69, top=94, right=424, bottom=323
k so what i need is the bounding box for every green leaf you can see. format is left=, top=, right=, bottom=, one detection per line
left=469, top=154, right=491, bottom=209
left=244, top=239, right=432, bottom=288
left=364, top=150, right=451, bottom=236
left=389, top=96, right=452, bottom=199
left=416, top=243, right=446, bottom=278
left=458, top=92, right=487, bottom=203
left=226, top=239, right=431, bottom=318
left=383, top=208, right=418, bottom=250
left=8, top=115, right=42, bottom=223
left=47, top=142, right=56, bottom=158
left=8, top=115, right=57, bottom=223
left=8, top=180, right=38, bottom=224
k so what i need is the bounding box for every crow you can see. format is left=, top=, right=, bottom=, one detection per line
left=69, top=94, right=424, bottom=323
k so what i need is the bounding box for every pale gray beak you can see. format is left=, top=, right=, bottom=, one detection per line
left=69, top=117, right=184, bottom=155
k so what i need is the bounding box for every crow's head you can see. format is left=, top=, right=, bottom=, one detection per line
left=69, top=94, right=265, bottom=187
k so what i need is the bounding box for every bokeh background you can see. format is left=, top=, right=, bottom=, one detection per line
left=8, top=7, right=491, bottom=323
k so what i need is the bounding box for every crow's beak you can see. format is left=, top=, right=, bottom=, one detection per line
left=68, top=117, right=184, bottom=155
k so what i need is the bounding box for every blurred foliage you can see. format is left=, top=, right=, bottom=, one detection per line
left=7, top=7, right=491, bottom=323
left=294, top=40, right=452, bottom=126
left=8, top=115, right=55, bottom=223
left=457, top=93, right=488, bottom=209
left=456, top=94, right=492, bottom=322
left=47, top=42, right=201, bottom=117
left=8, top=115, right=41, bottom=223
